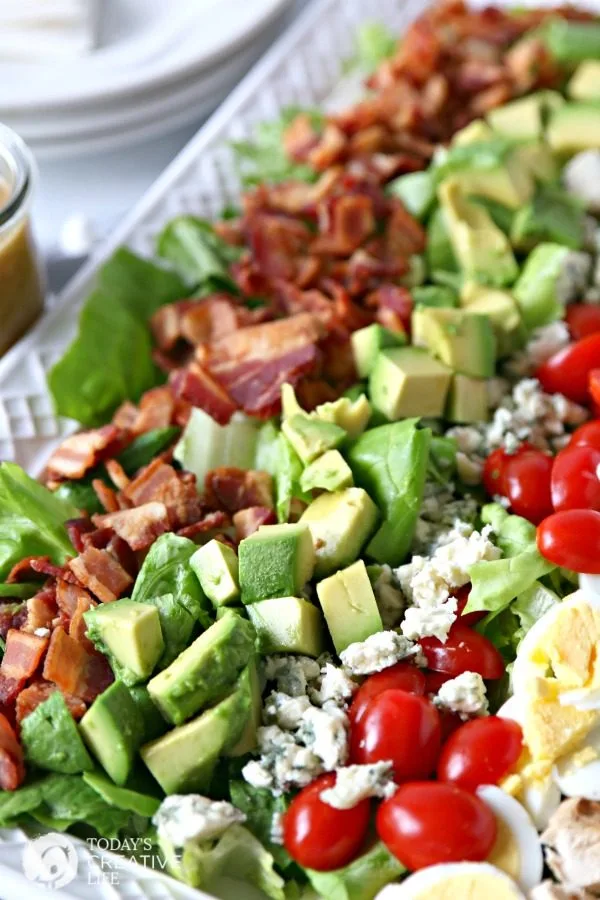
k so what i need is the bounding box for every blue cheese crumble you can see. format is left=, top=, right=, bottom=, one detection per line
left=320, top=762, right=397, bottom=809
left=340, top=630, right=420, bottom=675
left=434, top=671, right=489, bottom=719
left=297, top=704, right=349, bottom=771
left=153, top=795, right=246, bottom=847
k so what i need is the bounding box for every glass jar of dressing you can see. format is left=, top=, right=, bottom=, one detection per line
left=0, top=125, right=45, bottom=356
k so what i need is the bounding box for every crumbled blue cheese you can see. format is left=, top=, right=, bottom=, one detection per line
left=505, top=321, right=571, bottom=378
left=263, top=655, right=321, bottom=697
left=297, top=704, right=349, bottom=771
left=263, top=691, right=312, bottom=730
left=153, top=795, right=246, bottom=847
left=310, top=663, right=358, bottom=708
left=319, top=762, right=397, bottom=809
left=242, top=726, right=324, bottom=795
left=564, top=150, right=600, bottom=214
left=413, top=482, right=479, bottom=556
left=434, top=671, right=489, bottom=719
left=556, top=251, right=593, bottom=304
left=340, top=630, right=420, bottom=675
left=401, top=604, right=459, bottom=643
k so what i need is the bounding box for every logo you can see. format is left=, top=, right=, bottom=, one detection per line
left=22, top=833, right=78, bottom=890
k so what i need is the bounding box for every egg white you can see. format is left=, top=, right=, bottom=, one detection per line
left=553, top=721, right=600, bottom=800
left=477, top=785, right=543, bottom=892
left=374, top=863, right=526, bottom=899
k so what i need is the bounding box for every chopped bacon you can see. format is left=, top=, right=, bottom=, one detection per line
left=112, top=400, right=139, bottom=430
left=307, top=123, right=347, bottom=171
left=68, top=547, right=132, bottom=603
left=92, top=478, right=120, bottom=513
left=208, top=313, right=324, bottom=373
left=131, top=386, right=176, bottom=434
left=16, top=682, right=86, bottom=724
left=176, top=510, right=230, bottom=539
left=150, top=300, right=194, bottom=351
left=246, top=213, right=311, bottom=281
left=46, top=425, right=122, bottom=480
left=92, top=502, right=170, bottom=551
left=0, top=604, right=27, bottom=641
left=23, top=587, right=57, bottom=634
left=366, top=284, right=413, bottom=335
left=171, top=362, right=237, bottom=425
left=56, top=580, right=93, bottom=624
left=180, top=297, right=240, bottom=346
left=42, top=627, right=91, bottom=696
left=313, top=195, right=376, bottom=256
left=384, top=200, right=427, bottom=257
left=76, top=653, right=114, bottom=705
left=1, top=630, right=48, bottom=680
left=283, top=113, right=322, bottom=161
left=121, top=459, right=203, bottom=528
left=0, top=712, right=25, bottom=791
left=6, top=556, right=42, bottom=584
left=69, top=593, right=97, bottom=652
left=205, top=467, right=274, bottom=513
left=28, top=557, right=78, bottom=584
left=104, top=459, right=130, bottom=491
left=66, top=517, right=95, bottom=553
left=0, top=674, right=26, bottom=706
left=233, top=506, right=277, bottom=540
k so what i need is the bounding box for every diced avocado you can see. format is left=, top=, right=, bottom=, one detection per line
left=316, top=560, right=382, bottom=653
left=412, top=307, right=496, bottom=378
left=173, top=407, right=259, bottom=489
left=300, top=450, right=354, bottom=493
left=83, top=771, right=161, bottom=818
left=400, top=254, right=427, bottom=288
left=127, top=685, right=167, bottom=743
left=568, top=61, right=600, bottom=101
left=351, top=323, right=407, bottom=378
left=387, top=170, right=435, bottom=220
left=369, top=346, right=452, bottom=420
left=412, top=285, right=458, bottom=308
left=511, top=186, right=586, bottom=252
left=147, top=610, right=255, bottom=726
left=190, top=540, right=240, bottom=608
left=313, top=395, right=372, bottom=439
left=281, top=383, right=304, bottom=420
left=426, top=206, right=458, bottom=273
left=449, top=152, right=534, bottom=210
left=446, top=374, right=489, bottom=425
left=20, top=691, right=93, bottom=774
left=144, top=593, right=196, bottom=670
left=471, top=197, right=515, bottom=234
left=84, top=599, right=164, bottom=686
left=431, top=269, right=463, bottom=292
left=247, top=596, right=324, bottom=657
left=79, top=680, right=144, bottom=786
left=300, top=487, right=379, bottom=577
left=451, top=119, right=494, bottom=146
left=141, top=682, right=249, bottom=794
left=460, top=282, right=525, bottom=357
left=487, top=91, right=563, bottom=140
left=547, top=103, right=600, bottom=155
left=239, top=522, right=315, bottom=602
left=282, top=414, right=346, bottom=465
left=228, top=661, right=261, bottom=757
left=512, top=243, right=570, bottom=329
left=439, top=179, right=519, bottom=287
left=514, top=142, right=558, bottom=185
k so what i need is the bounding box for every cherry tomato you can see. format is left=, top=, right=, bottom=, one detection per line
left=538, top=509, right=600, bottom=574
left=536, top=333, right=600, bottom=405
left=569, top=420, right=600, bottom=451
left=420, top=621, right=505, bottom=680
left=350, top=689, right=441, bottom=782
left=454, top=584, right=486, bottom=627
left=424, top=670, right=453, bottom=694
left=566, top=304, right=600, bottom=341
left=551, top=445, right=600, bottom=512
left=482, top=447, right=511, bottom=498
left=348, top=663, right=426, bottom=728
left=504, top=449, right=553, bottom=524
left=437, top=716, right=523, bottom=792
left=590, top=369, right=600, bottom=407
left=376, top=781, right=497, bottom=870
left=282, top=772, right=370, bottom=871
left=439, top=709, right=464, bottom=742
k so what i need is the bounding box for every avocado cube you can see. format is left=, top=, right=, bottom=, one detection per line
left=239, top=523, right=315, bottom=603
left=387, top=170, right=435, bottom=220
left=316, top=560, right=383, bottom=654
left=487, top=92, right=563, bottom=140
left=426, top=207, right=458, bottom=274
left=510, top=187, right=585, bottom=252
left=79, top=680, right=144, bottom=786
left=512, top=243, right=571, bottom=329
left=412, top=285, right=458, bottom=309
left=300, top=450, right=354, bottom=493
left=190, top=539, right=240, bottom=608
left=228, top=661, right=261, bottom=757
left=127, top=685, right=167, bottom=743
left=282, top=414, right=346, bottom=465
left=147, top=610, right=255, bottom=726
left=547, top=103, right=600, bottom=155
left=141, top=681, right=250, bottom=795
left=412, top=307, right=496, bottom=379
left=84, top=599, right=164, bottom=686
left=452, top=119, right=494, bottom=146
left=300, top=487, right=379, bottom=577
left=460, top=282, right=524, bottom=357
left=313, top=394, right=372, bottom=439
left=514, top=142, right=558, bottom=185
left=369, top=346, right=452, bottom=420
left=247, top=596, right=324, bottom=657
left=351, top=324, right=407, bottom=379
left=568, top=61, right=600, bottom=101
left=450, top=158, right=534, bottom=211
left=446, top=374, right=489, bottom=425
left=21, top=691, right=94, bottom=775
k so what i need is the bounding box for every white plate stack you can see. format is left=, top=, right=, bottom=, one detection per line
left=0, top=0, right=294, bottom=160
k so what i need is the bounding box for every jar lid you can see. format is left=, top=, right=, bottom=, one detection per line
left=0, top=124, right=33, bottom=229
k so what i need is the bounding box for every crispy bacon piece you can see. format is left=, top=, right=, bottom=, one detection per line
left=313, top=195, right=376, bottom=256
left=42, top=627, right=90, bottom=696
left=283, top=112, right=322, bottom=161
left=122, top=459, right=203, bottom=528
left=177, top=510, right=229, bottom=540
left=131, top=386, right=176, bottom=434
left=46, top=425, right=121, bottom=480
left=66, top=517, right=95, bottom=553
left=23, top=587, right=57, bottom=635
left=69, top=592, right=96, bottom=649
left=16, top=682, right=86, bottom=724
left=308, top=123, right=347, bottom=171
left=1, top=630, right=48, bottom=680
left=0, top=674, right=25, bottom=706
left=68, top=547, right=132, bottom=603
left=6, top=556, right=42, bottom=584
left=0, top=712, right=25, bottom=791
left=205, top=467, right=274, bottom=513
left=209, top=313, right=324, bottom=372
left=366, top=284, right=413, bottom=335
left=104, top=459, right=130, bottom=491
left=28, top=557, right=77, bottom=584
left=246, top=213, right=310, bottom=281
left=92, top=478, right=120, bottom=513
left=56, top=580, right=93, bottom=624
left=92, top=502, right=170, bottom=551
left=233, top=506, right=277, bottom=540
left=171, top=362, right=237, bottom=425
left=150, top=300, right=194, bottom=351
left=76, top=653, right=114, bottom=704
left=112, top=401, right=139, bottom=430
left=180, top=297, right=240, bottom=346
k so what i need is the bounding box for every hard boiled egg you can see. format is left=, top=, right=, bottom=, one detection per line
left=580, top=573, right=600, bottom=605
left=374, top=863, right=525, bottom=900
left=477, top=785, right=544, bottom=893
left=554, top=722, right=600, bottom=800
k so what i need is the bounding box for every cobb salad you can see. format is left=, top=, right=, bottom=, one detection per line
left=2, top=2, right=600, bottom=898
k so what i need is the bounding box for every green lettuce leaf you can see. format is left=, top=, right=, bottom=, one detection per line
left=229, top=780, right=292, bottom=871
left=512, top=580, right=560, bottom=644
left=275, top=434, right=310, bottom=523
left=350, top=22, right=397, bottom=72
left=232, top=107, right=323, bottom=187
left=117, top=426, right=181, bottom=475
left=145, top=592, right=195, bottom=669
left=305, top=842, right=405, bottom=900
left=0, top=463, right=77, bottom=580
left=156, top=216, right=241, bottom=291
left=48, top=249, right=187, bottom=427
left=347, top=419, right=431, bottom=566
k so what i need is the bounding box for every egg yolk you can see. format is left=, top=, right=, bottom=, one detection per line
left=487, top=814, right=521, bottom=882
